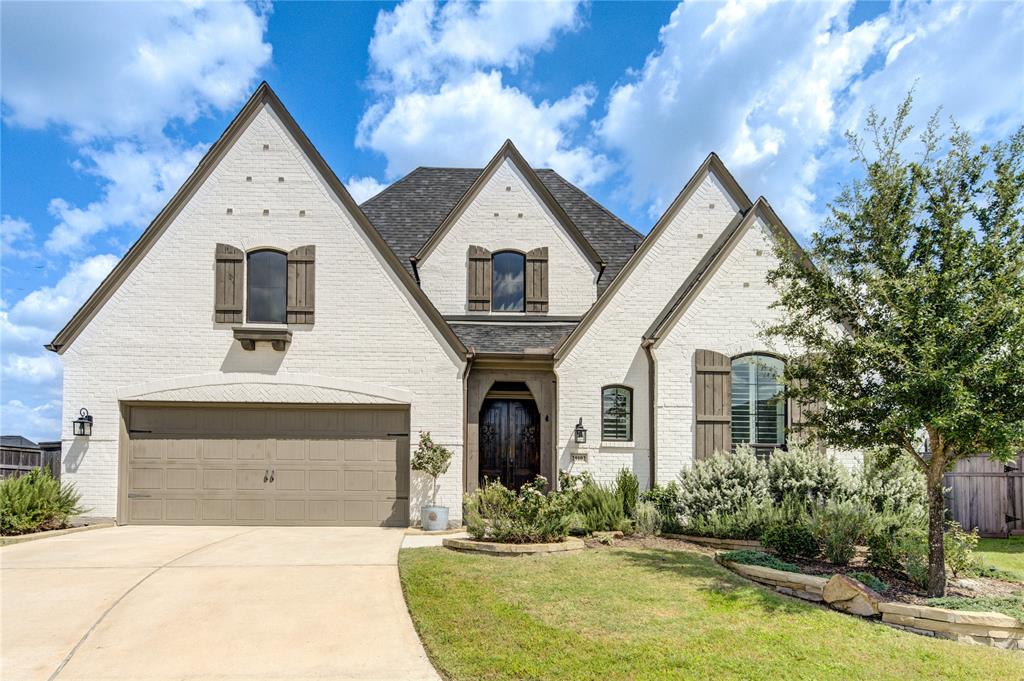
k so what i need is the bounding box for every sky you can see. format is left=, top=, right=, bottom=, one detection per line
left=1, top=0, right=1022, bottom=443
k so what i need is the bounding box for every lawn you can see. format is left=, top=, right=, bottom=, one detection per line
left=399, top=545, right=1023, bottom=681
left=976, top=537, right=1024, bottom=582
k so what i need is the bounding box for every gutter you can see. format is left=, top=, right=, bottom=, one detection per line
left=410, top=257, right=421, bottom=286
left=462, top=350, right=475, bottom=495
left=643, top=339, right=657, bottom=487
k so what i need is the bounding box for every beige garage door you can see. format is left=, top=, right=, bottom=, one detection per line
left=124, top=405, right=409, bottom=526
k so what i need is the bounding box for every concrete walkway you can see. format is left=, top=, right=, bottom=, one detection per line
left=1, top=526, right=440, bottom=681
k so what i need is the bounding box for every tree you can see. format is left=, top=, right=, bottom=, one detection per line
left=765, top=94, right=1024, bottom=597
left=411, top=431, right=453, bottom=507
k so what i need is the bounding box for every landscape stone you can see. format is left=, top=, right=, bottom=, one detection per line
left=822, top=574, right=883, bottom=616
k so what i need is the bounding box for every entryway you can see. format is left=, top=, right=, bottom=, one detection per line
left=479, top=393, right=540, bottom=490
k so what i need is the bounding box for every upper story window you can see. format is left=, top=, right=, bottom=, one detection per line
left=492, top=250, right=525, bottom=312
left=601, top=385, right=633, bottom=441
left=247, top=249, right=287, bottom=323
left=731, top=354, right=786, bottom=451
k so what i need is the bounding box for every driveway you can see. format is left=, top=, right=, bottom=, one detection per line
left=1, top=526, right=440, bottom=681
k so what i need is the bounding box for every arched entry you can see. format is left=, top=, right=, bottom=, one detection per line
left=479, top=382, right=541, bottom=490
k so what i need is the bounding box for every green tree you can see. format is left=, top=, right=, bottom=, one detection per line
left=766, top=95, right=1024, bottom=596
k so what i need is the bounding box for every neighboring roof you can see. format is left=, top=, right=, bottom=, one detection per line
left=1, top=435, right=39, bottom=449
left=554, top=153, right=754, bottom=363
left=46, top=82, right=467, bottom=359
left=451, top=322, right=576, bottom=355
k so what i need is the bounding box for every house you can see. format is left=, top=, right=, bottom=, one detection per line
left=47, top=82, right=843, bottom=528
left=1, top=435, right=62, bottom=480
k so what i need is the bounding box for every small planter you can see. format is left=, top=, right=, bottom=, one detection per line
left=421, top=505, right=449, bottom=532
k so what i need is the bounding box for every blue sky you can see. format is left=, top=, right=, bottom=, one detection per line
left=1, top=0, right=1022, bottom=442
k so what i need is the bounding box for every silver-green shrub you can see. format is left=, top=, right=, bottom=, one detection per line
left=632, top=500, right=662, bottom=537
left=678, top=445, right=769, bottom=520
left=767, top=442, right=852, bottom=506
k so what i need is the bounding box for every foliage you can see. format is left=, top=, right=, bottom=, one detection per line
left=809, top=499, right=873, bottom=566
left=719, top=549, right=800, bottom=573
left=865, top=505, right=925, bottom=570
left=759, top=495, right=818, bottom=560
left=411, top=431, right=453, bottom=506
left=975, top=537, right=1024, bottom=582
left=681, top=499, right=779, bottom=541
left=943, top=521, right=981, bottom=577
left=766, top=443, right=852, bottom=506
left=640, top=482, right=683, bottom=533
left=678, top=445, right=769, bottom=520
left=632, top=501, right=662, bottom=537
left=0, top=468, right=86, bottom=535
left=464, top=478, right=570, bottom=544
left=855, top=449, right=926, bottom=515
left=764, top=92, right=1024, bottom=596
left=576, top=483, right=628, bottom=534
left=614, top=468, right=640, bottom=518
left=894, top=526, right=931, bottom=589
left=927, top=593, right=1024, bottom=624
left=847, top=571, right=888, bottom=593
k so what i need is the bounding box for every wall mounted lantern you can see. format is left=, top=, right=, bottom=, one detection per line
left=573, top=418, right=587, bottom=444
left=73, top=408, right=93, bottom=437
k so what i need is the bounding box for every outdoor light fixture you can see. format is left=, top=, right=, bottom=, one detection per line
left=72, top=408, right=93, bottom=437
left=573, top=418, right=587, bottom=444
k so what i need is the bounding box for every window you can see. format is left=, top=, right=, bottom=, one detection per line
left=246, top=250, right=287, bottom=323
left=731, top=354, right=786, bottom=451
left=602, top=385, right=633, bottom=441
left=491, top=251, right=525, bottom=312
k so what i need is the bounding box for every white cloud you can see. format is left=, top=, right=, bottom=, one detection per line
left=347, top=176, right=390, bottom=204
left=0, top=400, right=61, bottom=443
left=1, top=1, right=272, bottom=141
left=1, top=216, right=34, bottom=258
left=2, top=354, right=61, bottom=385
left=8, top=254, right=118, bottom=333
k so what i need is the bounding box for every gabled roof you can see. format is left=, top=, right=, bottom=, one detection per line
left=450, top=322, right=576, bottom=355
left=553, top=153, right=754, bottom=362
left=0, top=435, right=39, bottom=450
left=46, top=82, right=466, bottom=358
left=643, top=197, right=806, bottom=345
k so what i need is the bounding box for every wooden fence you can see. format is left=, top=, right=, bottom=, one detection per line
left=944, top=453, right=1023, bottom=537
left=0, top=446, right=61, bottom=480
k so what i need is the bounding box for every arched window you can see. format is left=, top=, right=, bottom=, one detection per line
left=491, top=250, right=525, bottom=312
left=601, top=385, right=633, bottom=441
left=247, top=249, right=287, bottom=323
left=730, top=354, right=785, bottom=452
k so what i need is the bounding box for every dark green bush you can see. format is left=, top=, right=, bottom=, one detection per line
left=577, top=483, right=628, bottom=533
left=679, top=500, right=778, bottom=540
left=847, top=571, right=888, bottom=593
left=809, top=499, right=872, bottom=566
left=614, top=468, right=639, bottom=518
left=761, top=522, right=819, bottom=560
left=640, top=482, right=682, bottom=532
left=719, top=549, right=800, bottom=573
left=927, top=593, right=1024, bottom=623
left=0, top=468, right=85, bottom=535
left=464, top=477, right=571, bottom=543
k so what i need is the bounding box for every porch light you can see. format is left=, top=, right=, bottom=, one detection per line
left=73, top=408, right=93, bottom=437
left=573, top=418, right=587, bottom=444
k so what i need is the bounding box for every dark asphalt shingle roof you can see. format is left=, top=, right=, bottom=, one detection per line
left=360, top=167, right=643, bottom=294
left=1, top=435, right=39, bottom=449
left=450, top=323, right=577, bottom=354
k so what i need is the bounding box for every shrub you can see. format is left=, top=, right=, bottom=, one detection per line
left=0, top=468, right=85, bottom=535
left=576, top=483, right=628, bottom=533
left=847, top=571, right=888, bottom=593
left=894, top=525, right=930, bottom=588
left=855, top=449, right=926, bottom=514
left=411, top=432, right=453, bottom=506
left=681, top=499, right=778, bottom=540
left=761, top=522, right=819, bottom=560
left=719, top=549, right=800, bottom=573
left=809, top=499, right=873, bottom=566
left=640, top=482, right=683, bottom=532
left=927, top=593, right=1024, bottom=623
left=678, top=446, right=769, bottom=520
left=464, top=478, right=571, bottom=543
left=866, top=506, right=923, bottom=570
left=943, top=521, right=980, bottom=577
left=614, top=468, right=640, bottom=518
left=632, top=501, right=662, bottom=537
left=767, top=443, right=852, bottom=507
left=868, top=510, right=980, bottom=587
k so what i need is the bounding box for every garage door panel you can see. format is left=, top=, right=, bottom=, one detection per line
left=165, top=499, right=199, bottom=521
left=129, top=499, right=163, bottom=521
left=344, top=470, right=373, bottom=492
left=308, top=500, right=339, bottom=521
left=307, top=410, right=338, bottom=433
left=275, top=440, right=306, bottom=461
left=235, top=468, right=266, bottom=490
left=202, top=439, right=235, bottom=460
left=309, top=470, right=339, bottom=491
left=342, top=441, right=376, bottom=462
left=274, top=469, right=306, bottom=491
left=235, top=499, right=266, bottom=521
left=274, top=500, right=306, bottom=522
left=236, top=440, right=269, bottom=461
left=309, top=440, right=338, bottom=461
left=130, top=468, right=163, bottom=490
left=201, top=499, right=232, bottom=521
left=166, top=469, right=197, bottom=490
left=131, top=439, right=164, bottom=460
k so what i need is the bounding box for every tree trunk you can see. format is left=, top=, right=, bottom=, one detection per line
left=925, top=454, right=947, bottom=597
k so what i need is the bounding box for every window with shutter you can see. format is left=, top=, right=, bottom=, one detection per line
left=601, top=385, right=633, bottom=441
left=787, top=360, right=825, bottom=453
left=730, top=354, right=786, bottom=457
left=525, top=247, right=549, bottom=313
left=467, top=245, right=492, bottom=311
left=694, top=349, right=732, bottom=460
left=247, top=250, right=287, bottom=323
left=491, top=251, right=525, bottom=312
left=286, top=245, right=315, bottom=324
left=215, top=243, right=244, bottom=324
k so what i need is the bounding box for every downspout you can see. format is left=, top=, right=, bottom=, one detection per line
left=462, top=350, right=475, bottom=496
left=552, top=367, right=560, bottom=491
left=643, top=339, right=657, bottom=488
left=410, top=257, right=421, bottom=286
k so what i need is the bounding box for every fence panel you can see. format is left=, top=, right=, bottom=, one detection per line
left=0, top=448, right=61, bottom=480
left=945, top=454, right=1024, bottom=537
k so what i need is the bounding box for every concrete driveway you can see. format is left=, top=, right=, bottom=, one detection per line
left=1, top=526, right=440, bottom=681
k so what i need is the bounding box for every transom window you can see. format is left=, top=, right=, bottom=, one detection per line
left=491, top=251, right=525, bottom=312
left=247, top=249, right=287, bottom=323
left=601, top=385, right=633, bottom=441
left=731, top=354, right=786, bottom=451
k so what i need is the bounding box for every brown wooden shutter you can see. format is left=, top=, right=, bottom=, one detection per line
left=467, top=245, right=491, bottom=312
left=215, top=243, right=244, bottom=324
left=694, top=349, right=732, bottom=460
left=525, top=247, right=549, bottom=313
left=286, top=245, right=316, bottom=324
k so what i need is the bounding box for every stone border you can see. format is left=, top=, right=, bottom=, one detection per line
left=443, top=536, right=585, bottom=556
left=665, top=534, right=763, bottom=551
left=716, top=554, right=827, bottom=601
left=0, top=522, right=115, bottom=546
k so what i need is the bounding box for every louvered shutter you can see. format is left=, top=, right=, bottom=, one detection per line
left=467, top=245, right=492, bottom=312
left=215, top=243, right=244, bottom=324
left=525, top=247, right=549, bottom=313
left=286, top=245, right=315, bottom=324
left=694, top=349, right=732, bottom=460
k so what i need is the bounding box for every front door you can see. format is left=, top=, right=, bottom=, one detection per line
left=479, top=399, right=540, bottom=490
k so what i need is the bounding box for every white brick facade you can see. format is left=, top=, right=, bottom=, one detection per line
left=418, top=159, right=599, bottom=316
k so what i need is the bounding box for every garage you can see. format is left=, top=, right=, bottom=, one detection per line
left=122, top=404, right=410, bottom=526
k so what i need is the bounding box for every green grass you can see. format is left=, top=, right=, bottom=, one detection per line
left=976, top=537, right=1024, bottom=582
left=399, top=547, right=1023, bottom=681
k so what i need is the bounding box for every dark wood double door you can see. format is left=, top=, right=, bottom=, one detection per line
left=479, top=399, right=540, bottom=490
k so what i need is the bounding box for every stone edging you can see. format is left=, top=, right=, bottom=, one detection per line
left=664, top=534, right=763, bottom=551
left=0, top=522, right=116, bottom=546
left=442, top=536, right=585, bottom=556
left=715, top=553, right=1024, bottom=650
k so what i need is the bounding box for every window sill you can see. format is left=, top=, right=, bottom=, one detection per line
left=600, top=440, right=635, bottom=448
left=232, top=326, right=292, bottom=351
